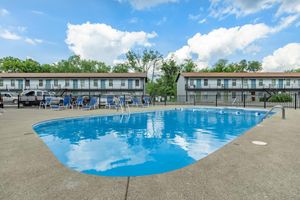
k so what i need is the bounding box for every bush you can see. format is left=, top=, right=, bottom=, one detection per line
left=268, top=93, right=292, bottom=102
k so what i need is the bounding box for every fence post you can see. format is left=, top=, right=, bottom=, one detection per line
left=295, top=93, right=297, bottom=110
left=215, top=94, right=218, bottom=107
left=194, top=95, right=196, bottom=106
left=264, top=94, right=267, bottom=109
left=0, top=93, right=3, bottom=109
left=153, top=95, right=155, bottom=106
left=18, top=94, right=20, bottom=109
left=98, top=94, right=101, bottom=109
left=243, top=94, right=246, bottom=108
left=164, top=96, right=167, bottom=106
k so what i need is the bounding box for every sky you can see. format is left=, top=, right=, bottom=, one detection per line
left=0, top=0, right=300, bottom=71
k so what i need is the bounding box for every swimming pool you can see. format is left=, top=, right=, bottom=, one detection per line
left=33, top=108, right=267, bottom=177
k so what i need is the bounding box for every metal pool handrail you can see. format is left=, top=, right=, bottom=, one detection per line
left=263, top=105, right=286, bottom=120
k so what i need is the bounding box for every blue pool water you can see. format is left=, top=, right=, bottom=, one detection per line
left=33, top=108, right=266, bottom=177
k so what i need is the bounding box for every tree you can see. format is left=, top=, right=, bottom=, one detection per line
left=126, top=49, right=162, bottom=81
left=157, top=59, right=181, bottom=96
left=247, top=61, right=262, bottom=72
left=180, top=59, right=197, bottom=72
left=112, top=63, right=129, bottom=73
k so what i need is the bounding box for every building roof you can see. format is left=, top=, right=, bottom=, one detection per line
left=0, top=73, right=147, bottom=78
left=177, top=72, right=300, bottom=81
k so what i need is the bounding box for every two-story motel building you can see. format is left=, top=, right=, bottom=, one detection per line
left=177, top=72, right=300, bottom=102
left=0, top=73, right=147, bottom=96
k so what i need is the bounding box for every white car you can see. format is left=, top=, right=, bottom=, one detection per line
left=1, top=92, right=18, bottom=104
left=20, top=90, right=62, bottom=106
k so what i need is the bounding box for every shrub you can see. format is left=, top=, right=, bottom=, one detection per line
left=268, top=93, right=292, bottom=102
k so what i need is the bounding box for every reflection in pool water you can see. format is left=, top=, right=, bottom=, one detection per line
left=33, top=108, right=266, bottom=176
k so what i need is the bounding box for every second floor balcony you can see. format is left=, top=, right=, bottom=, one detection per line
left=186, top=84, right=300, bottom=90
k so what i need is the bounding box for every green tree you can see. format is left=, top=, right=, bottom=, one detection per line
left=247, top=61, right=262, bottom=72
left=112, top=63, right=130, bottom=73
left=126, top=49, right=162, bottom=80
left=180, top=59, right=197, bottom=72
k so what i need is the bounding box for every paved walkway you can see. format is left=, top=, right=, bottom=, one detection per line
left=0, top=106, right=299, bottom=200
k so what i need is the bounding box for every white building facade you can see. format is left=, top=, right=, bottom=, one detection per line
left=0, top=73, right=147, bottom=96
left=177, top=72, right=300, bottom=102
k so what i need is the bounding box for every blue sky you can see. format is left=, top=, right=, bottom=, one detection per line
left=0, top=0, right=300, bottom=71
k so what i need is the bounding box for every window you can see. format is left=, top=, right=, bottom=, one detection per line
left=25, top=80, right=30, bottom=87
left=217, top=79, right=221, bottom=87
left=11, top=79, right=15, bottom=87
left=232, top=92, right=237, bottom=99
left=298, top=79, right=300, bottom=87
left=232, top=79, right=237, bottom=87
left=0, top=79, right=3, bottom=87
left=121, top=80, right=126, bottom=87
left=65, top=80, right=70, bottom=87
left=80, top=80, right=85, bottom=88
left=37, top=91, right=42, bottom=96
left=39, top=80, right=43, bottom=87
left=135, top=79, right=140, bottom=87
left=54, top=80, right=58, bottom=87
left=272, top=79, right=276, bottom=87
left=94, top=79, right=98, bottom=87
left=109, top=79, right=113, bottom=87
left=204, top=79, right=208, bottom=86
left=286, top=79, right=290, bottom=86
left=243, top=79, right=248, bottom=86
left=189, top=79, right=194, bottom=87
left=259, top=79, right=263, bottom=87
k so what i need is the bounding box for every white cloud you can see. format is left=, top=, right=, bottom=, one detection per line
left=169, top=23, right=270, bottom=65
left=156, top=16, right=167, bottom=26
left=31, top=10, right=45, bottom=15
left=262, top=43, right=300, bottom=71
left=0, top=28, right=44, bottom=45
left=198, top=18, right=207, bottom=24
left=25, top=38, right=43, bottom=45
left=65, top=22, right=157, bottom=64
left=168, top=17, right=296, bottom=66
left=0, top=30, right=22, bottom=40
left=0, top=8, right=9, bottom=17
left=209, top=0, right=300, bottom=18
left=118, top=0, right=178, bottom=10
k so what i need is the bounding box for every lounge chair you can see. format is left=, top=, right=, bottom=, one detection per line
left=143, top=96, right=151, bottom=107
left=51, top=95, right=72, bottom=110
left=105, top=96, right=116, bottom=109
left=74, top=96, right=84, bottom=109
left=82, top=97, right=98, bottom=110
left=132, top=96, right=142, bottom=107
left=39, top=97, right=52, bottom=109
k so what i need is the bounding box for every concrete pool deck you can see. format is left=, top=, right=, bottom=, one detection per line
left=0, top=106, right=299, bottom=200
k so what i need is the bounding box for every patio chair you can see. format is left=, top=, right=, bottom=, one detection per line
left=132, top=96, right=142, bottom=107
left=143, top=96, right=151, bottom=107
left=51, top=95, right=72, bottom=110
left=105, top=96, right=116, bottom=109
left=74, top=96, right=84, bottom=109
left=82, top=97, right=98, bottom=110
left=39, top=97, right=52, bottom=109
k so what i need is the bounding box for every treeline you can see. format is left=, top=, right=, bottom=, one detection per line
left=0, top=49, right=267, bottom=96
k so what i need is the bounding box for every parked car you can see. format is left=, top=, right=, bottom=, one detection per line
left=20, top=90, right=62, bottom=106
left=0, top=92, right=18, bottom=104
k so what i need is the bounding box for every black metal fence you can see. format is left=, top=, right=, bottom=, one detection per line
left=0, top=92, right=299, bottom=109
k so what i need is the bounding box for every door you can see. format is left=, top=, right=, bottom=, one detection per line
left=279, top=79, right=284, bottom=89
left=73, top=80, right=78, bottom=89
left=128, top=79, right=133, bottom=89
left=18, top=80, right=23, bottom=90
left=196, top=79, right=201, bottom=88
left=101, top=80, right=106, bottom=89
left=46, top=80, right=51, bottom=89
left=224, top=79, right=229, bottom=89
left=251, top=79, right=256, bottom=89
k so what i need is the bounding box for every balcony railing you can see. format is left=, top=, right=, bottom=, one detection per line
left=186, top=84, right=300, bottom=90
